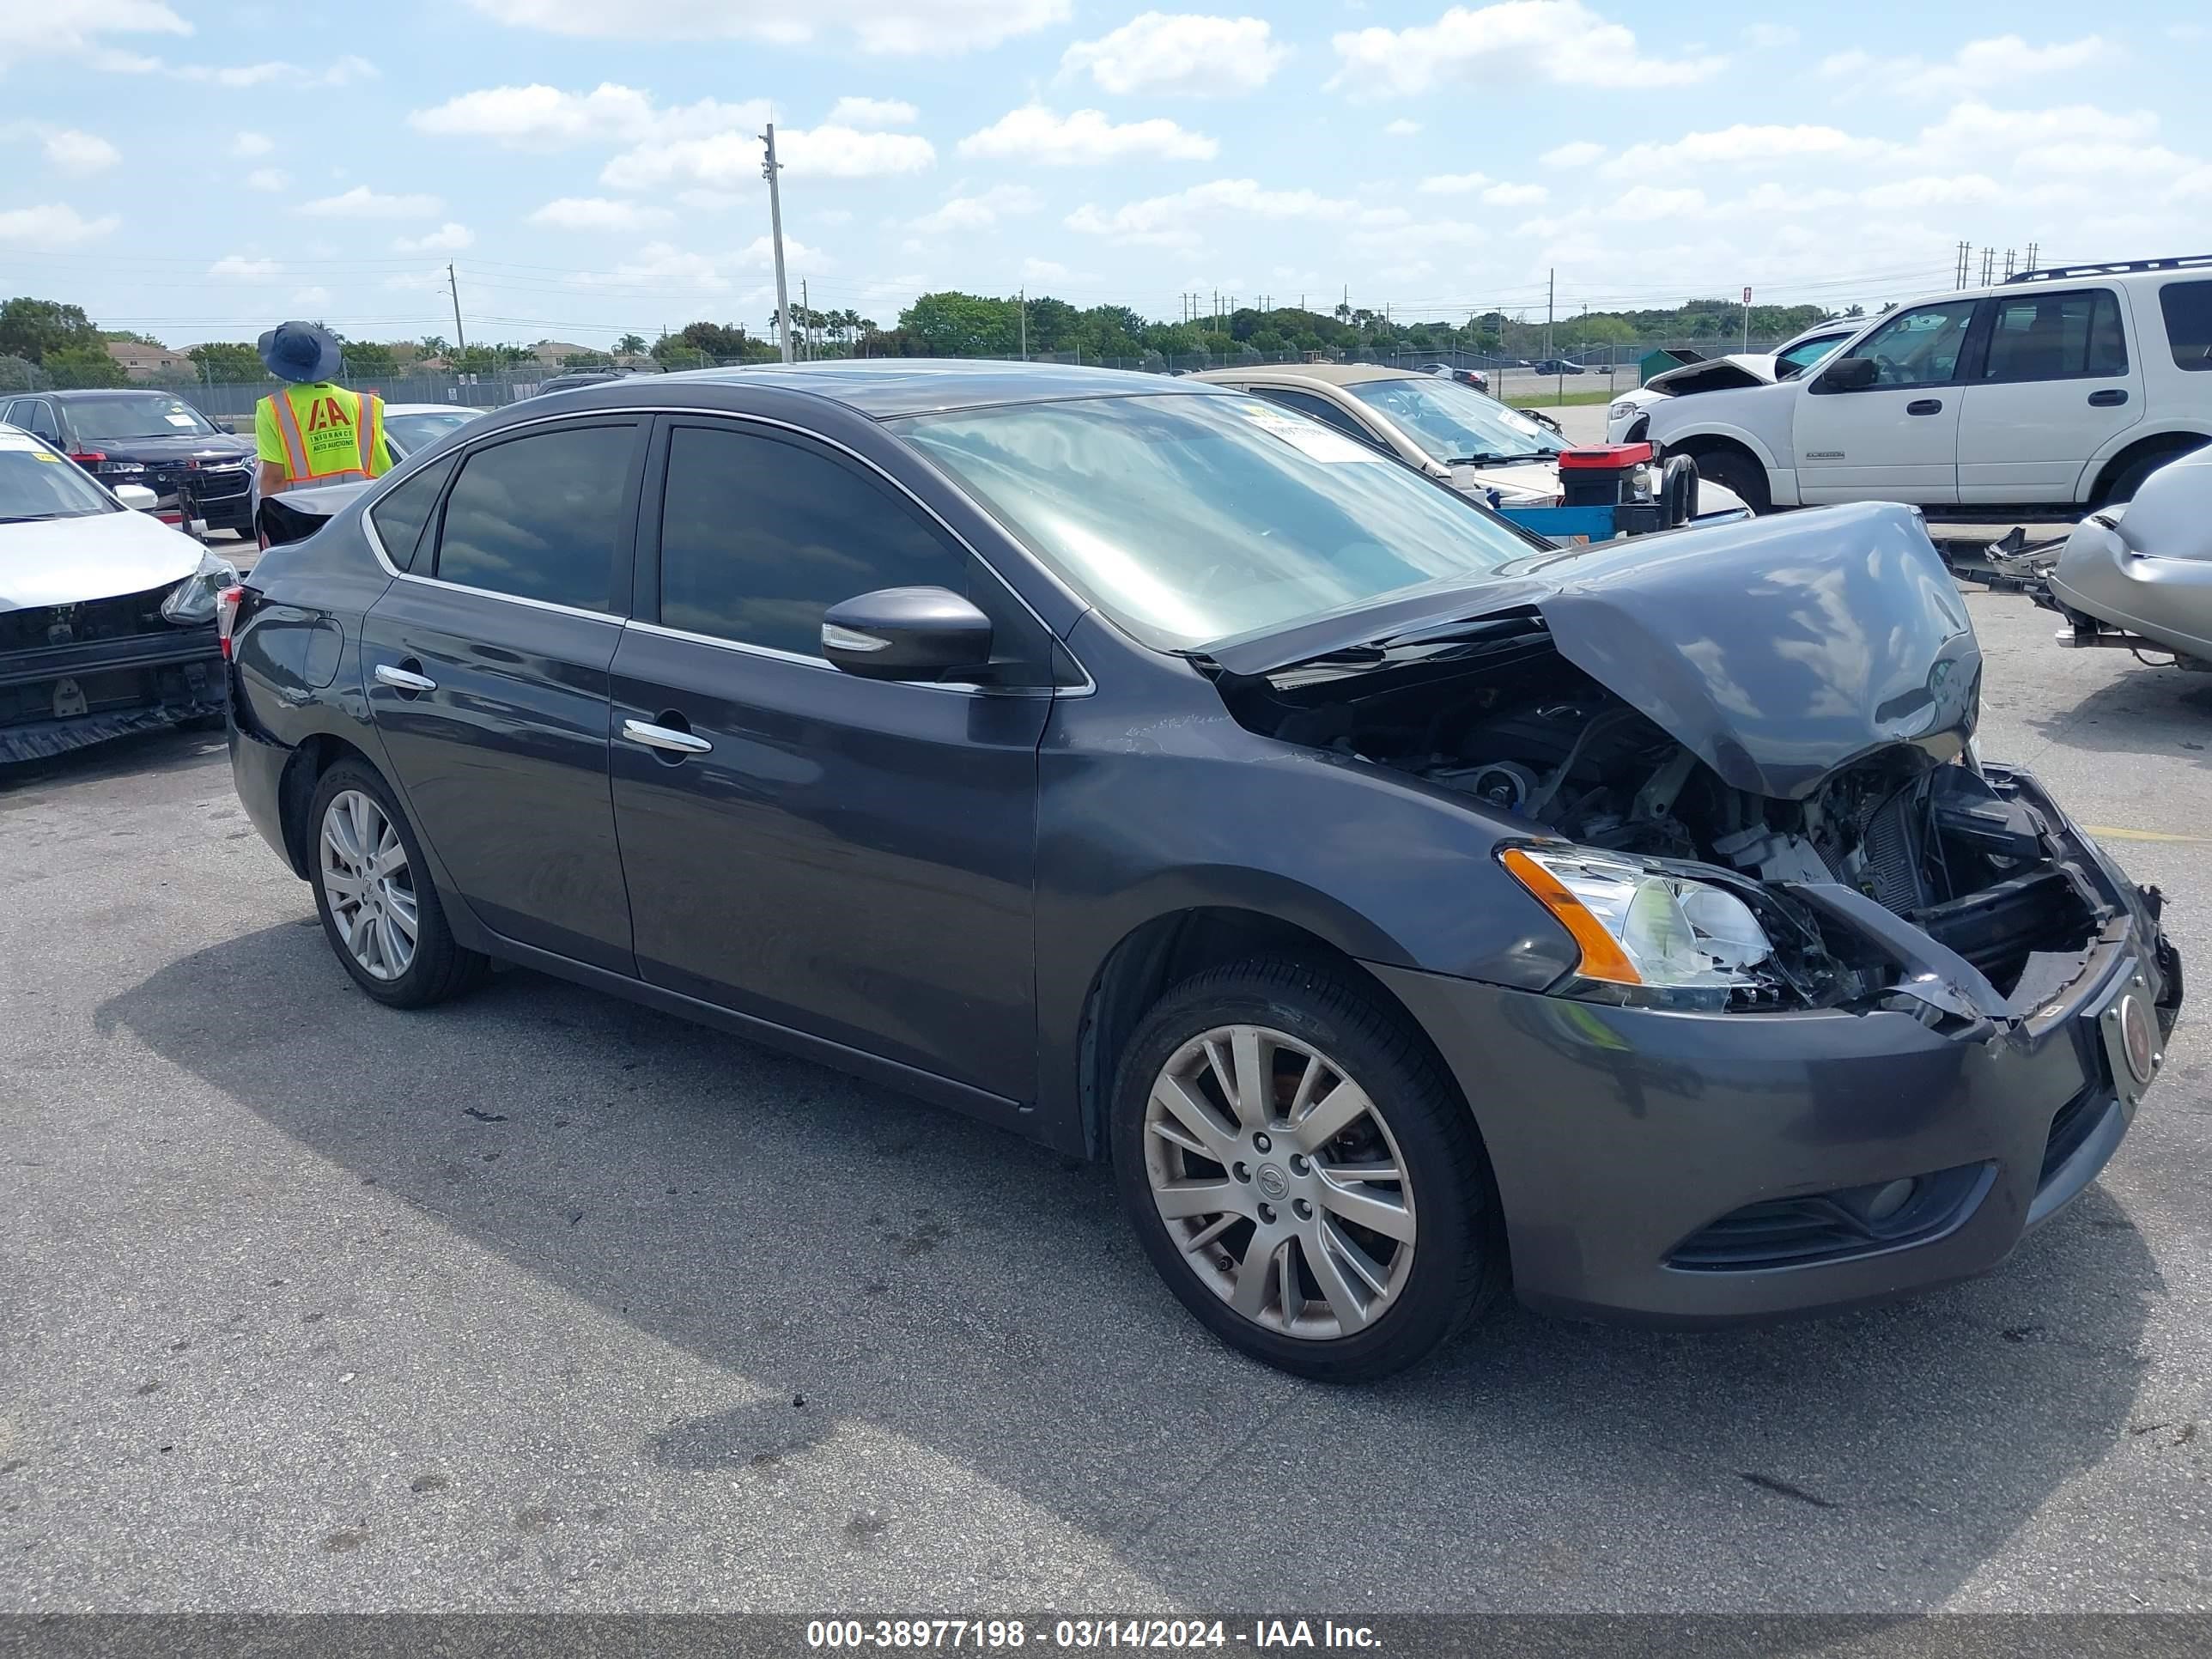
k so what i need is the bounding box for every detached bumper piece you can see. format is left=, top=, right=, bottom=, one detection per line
left=0, top=584, right=223, bottom=763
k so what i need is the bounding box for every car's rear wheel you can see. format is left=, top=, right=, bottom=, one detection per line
left=1689, top=447, right=1770, bottom=514
left=307, top=760, right=486, bottom=1009
left=1111, top=958, right=1504, bottom=1381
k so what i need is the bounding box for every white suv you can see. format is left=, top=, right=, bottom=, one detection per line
left=1641, top=256, right=2212, bottom=517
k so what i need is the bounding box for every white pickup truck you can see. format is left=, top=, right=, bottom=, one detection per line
left=1641, top=256, right=2212, bottom=518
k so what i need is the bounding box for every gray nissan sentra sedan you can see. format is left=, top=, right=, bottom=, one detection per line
left=224, top=361, right=2182, bottom=1381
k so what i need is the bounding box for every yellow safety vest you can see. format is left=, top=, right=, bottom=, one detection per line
left=260, top=382, right=386, bottom=489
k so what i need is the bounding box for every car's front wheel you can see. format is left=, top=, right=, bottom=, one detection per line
left=1111, top=958, right=1504, bottom=1381
left=307, top=759, right=487, bottom=1008
left=1689, top=447, right=1770, bottom=514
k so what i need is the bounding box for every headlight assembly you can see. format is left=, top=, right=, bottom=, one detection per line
left=161, top=549, right=241, bottom=625
left=1608, top=402, right=1637, bottom=422
left=1501, top=845, right=1777, bottom=1010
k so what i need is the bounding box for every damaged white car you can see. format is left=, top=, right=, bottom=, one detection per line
left=2039, top=443, right=2212, bottom=666
left=0, top=422, right=235, bottom=764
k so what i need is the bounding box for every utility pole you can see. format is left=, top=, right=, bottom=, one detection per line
left=447, top=264, right=467, bottom=354
left=1741, top=286, right=1751, bottom=355
left=1546, top=267, right=1555, bottom=388
left=800, top=276, right=811, bottom=361
left=2025, top=241, right=2039, bottom=275
left=1018, top=288, right=1027, bottom=361
left=761, top=122, right=793, bottom=364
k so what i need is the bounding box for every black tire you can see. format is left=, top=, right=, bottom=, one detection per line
left=1110, top=957, right=1506, bottom=1382
left=306, top=758, right=487, bottom=1009
left=1690, top=447, right=1770, bottom=515
left=2101, top=442, right=2205, bottom=507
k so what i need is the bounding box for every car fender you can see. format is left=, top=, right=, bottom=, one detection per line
left=2074, top=417, right=2212, bottom=504
left=1644, top=383, right=1796, bottom=478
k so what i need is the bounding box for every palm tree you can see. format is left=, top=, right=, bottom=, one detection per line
left=614, top=332, right=646, bottom=355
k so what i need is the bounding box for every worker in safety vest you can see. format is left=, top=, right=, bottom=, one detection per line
left=253, top=319, right=391, bottom=497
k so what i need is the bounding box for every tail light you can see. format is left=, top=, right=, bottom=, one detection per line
left=215, top=585, right=246, bottom=659
left=69, top=450, right=106, bottom=468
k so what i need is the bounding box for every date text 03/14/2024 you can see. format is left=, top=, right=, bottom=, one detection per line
left=804, top=1619, right=1381, bottom=1649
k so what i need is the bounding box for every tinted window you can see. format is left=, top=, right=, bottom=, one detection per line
left=1831, top=299, right=1977, bottom=388
left=1777, top=332, right=1851, bottom=374
left=16, top=401, right=60, bottom=442
left=367, top=454, right=456, bottom=572
left=1980, top=289, right=2128, bottom=381
left=656, top=423, right=967, bottom=658
left=434, top=424, right=635, bottom=611
left=1251, top=387, right=1382, bottom=446
left=2160, top=280, right=2212, bottom=372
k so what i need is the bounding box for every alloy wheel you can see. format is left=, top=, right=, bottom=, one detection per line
left=319, top=788, right=418, bottom=981
left=1142, top=1024, right=1417, bottom=1340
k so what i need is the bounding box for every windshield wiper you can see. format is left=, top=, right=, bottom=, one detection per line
left=1449, top=451, right=1550, bottom=466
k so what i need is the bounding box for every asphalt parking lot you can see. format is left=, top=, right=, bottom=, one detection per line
left=7, top=568, right=2212, bottom=1616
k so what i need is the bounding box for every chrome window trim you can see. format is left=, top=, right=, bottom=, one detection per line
left=361, top=403, right=1093, bottom=693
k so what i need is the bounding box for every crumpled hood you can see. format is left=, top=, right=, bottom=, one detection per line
left=0, top=509, right=204, bottom=611
left=1206, top=501, right=1978, bottom=801
left=1534, top=501, right=1979, bottom=799
left=79, top=432, right=250, bottom=464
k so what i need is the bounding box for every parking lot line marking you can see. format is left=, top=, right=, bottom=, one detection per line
left=2086, top=825, right=2210, bottom=843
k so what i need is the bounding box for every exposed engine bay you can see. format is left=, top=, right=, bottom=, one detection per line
left=1216, top=615, right=2125, bottom=1018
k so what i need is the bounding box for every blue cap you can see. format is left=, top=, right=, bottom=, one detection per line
left=257, top=320, right=343, bottom=384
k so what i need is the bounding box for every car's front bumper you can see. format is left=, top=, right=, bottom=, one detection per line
left=1369, top=769, right=2179, bottom=1326
left=0, top=628, right=224, bottom=763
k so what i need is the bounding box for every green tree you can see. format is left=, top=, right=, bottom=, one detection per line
left=100, top=329, right=166, bottom=347
left=44, top=343, right=128, bottom=388
left=680, top=320, right=752, bottom=360
left=189, top=342, right=267, bottom=382
left=448, top=344, right=502, bottom=375
left=342, top=341, right=399, bottom=378
left=614, top=332, right=647, bottom=355
left=561, top=350, right=615, bottom=369
left=898, top=291, right=1018, bottom=357
left=417, top=335, right=449, bottom=362
left=0, top=297, right=100, bottom=365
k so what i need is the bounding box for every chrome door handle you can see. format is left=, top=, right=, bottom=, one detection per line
left=622, top=718, right=712, bottom=756
left=374, top=663, right=437, bottom=692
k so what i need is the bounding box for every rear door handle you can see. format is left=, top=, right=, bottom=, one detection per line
left=2088, top=388, right=2129, bottom=407
left=622, top=718, right=712, bottom=757
left=374, top=663, right=436, bottom=693
left=1906, top=399, right=1943, bottom=416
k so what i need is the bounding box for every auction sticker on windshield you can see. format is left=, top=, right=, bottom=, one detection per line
left=1232, top=401, right=1378, bottom=465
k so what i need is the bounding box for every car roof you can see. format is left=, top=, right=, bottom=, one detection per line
left=1189, top=363, right=1420, bottom=388
left=40, top=388, right=196, bottom=400
left=383, top=402, right=483, bottom=416
left=663, top=358, right=1213, bottom=417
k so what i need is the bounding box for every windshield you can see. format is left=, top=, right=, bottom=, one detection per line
left=0, top=436, right=122, bottom=521
left=897, top=392, right=1534, bottom=650
left=66, top=395, right=220, bottom=442
left=386, top=410, right=481, bottom=453
left=1342, top=376, right=1558, bottom=464
left=1777, top=332, right=1854, bottom=378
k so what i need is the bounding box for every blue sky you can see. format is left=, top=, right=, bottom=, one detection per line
left=3, top=0, right=2208, bottom=348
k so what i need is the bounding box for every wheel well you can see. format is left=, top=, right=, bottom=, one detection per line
left=276, top=732, right=377, bottom=878
left=1624, top=415, right=1650, bottom=443
left=1076, top=908, right=1435, bottom=1161
left=2092, top=433, right=2209, bottom=507
left=1668, top=432, right=1753, bottom=468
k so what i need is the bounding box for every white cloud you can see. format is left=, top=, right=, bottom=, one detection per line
left=209, top=254, right=279, bottom=279
left=1603, top=123, right=1889, bottom=176
left=1329, top=0, right=1722, bottom=100
left=1745, top=22, right=1796, bottom=49
left=0, top=2, right=188, bottom=69
left=462, top=0, right=1070, bottom=54
left=409, top=82, right=766, bottom=148
left=602, top=124, right=935, bottom=190
left=829, top=95, right=918, bottom=126
left=1481, top=181, right=1547, bottom=206
left=1418, top=171, right=1487, bottom=194
left=1826, top=34, right=2116, bottom=99
left=958, top=106, right=1217, bottom=165
left=231, top=131, right=273, bottom=157
left=396, top=222, right=477, bottom=252
left=1059, top=12, right=1289, bottom=97
left=570, top=236, right=821, bottom=292
left=299, top=185, right=443, bottom=219
left=167, top=54, right=376, bottom=87
left=910, top=184, right=1042, bottom=233
left=0, top=122, right=122, bottom=173
left=1540, top=139, right=1605, bottom=167
left=1021, top=257, right=1069, bottom=282
left=0, top=203, right=118, bottom=246
left=1066, top=178, right=1406, bottom=248
left=247, top=167, right=290, bottom=191
left=1610, top=185, right=1707, bottom=221
left=1383, top=118, right=1420, bottom=137
left=528, top=197, right=674, bottom=232
left=291, top=285, right=331, bottom=307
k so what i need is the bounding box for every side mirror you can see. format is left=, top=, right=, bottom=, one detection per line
left=114, top=483, right=160, bottom=511
left=822, top=586, right=993, bottom=681
left=1820, top=356, right=1878, bottom=392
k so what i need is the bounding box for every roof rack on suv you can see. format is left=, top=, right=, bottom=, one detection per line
left=2006, top=254, right=2212, bottom=284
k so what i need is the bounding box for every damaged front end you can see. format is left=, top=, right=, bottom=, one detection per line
left=1206, top=502, right=2181, bottom=1044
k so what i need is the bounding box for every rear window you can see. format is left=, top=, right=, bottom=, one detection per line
left=2160, top=280, right=2212, bottom=372
left=1979, top=289, right=2128, bottom=381
left=367, top=454, right=455, bottom=572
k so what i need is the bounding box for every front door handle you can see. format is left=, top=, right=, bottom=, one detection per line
left=2088, top=388, right=2129, bottom=407
left=622, top=718, right=713, bottom=757
left=374, top=663, right=436, bottom=693
left=1906, top=398, right=1943, bottom=416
